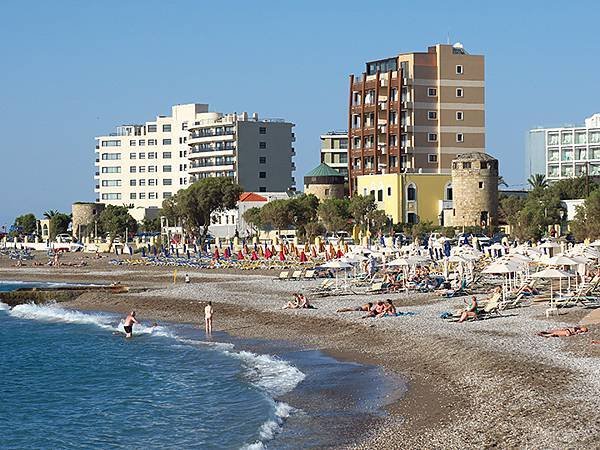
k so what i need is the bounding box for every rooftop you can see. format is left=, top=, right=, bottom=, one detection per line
left=305, top=163, right=345, bottom=178
left=454, top=152, right=497, bottom=162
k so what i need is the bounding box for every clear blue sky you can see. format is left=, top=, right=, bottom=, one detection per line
left=1, top=0, right=599, bottom=227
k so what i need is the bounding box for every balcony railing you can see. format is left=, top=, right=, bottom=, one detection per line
left=190, top=160, right=235, bottom=169
left=190, top=145, right=236, bottom=153
left=189, top=130, right=235, bottom=139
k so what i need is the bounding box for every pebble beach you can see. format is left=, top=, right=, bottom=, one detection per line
left=1, top=254, right=600, bottom=449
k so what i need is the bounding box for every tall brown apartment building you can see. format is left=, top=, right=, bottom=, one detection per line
left=347, top=43, right=485, bottom=193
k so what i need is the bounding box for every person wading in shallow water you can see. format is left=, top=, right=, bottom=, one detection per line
left=204, top=301, right=214, bottom=335
left=123, top=311, right=139, bottom=338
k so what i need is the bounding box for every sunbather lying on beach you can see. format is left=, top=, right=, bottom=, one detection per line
left=537, top=326, right=588, bottom=337
left=362, top=301, right=386, bottom=318
left=283, top=293, right=314, bottom=309
left=337, top=302, right=372, bottom=313
left=458, top=296, right=478, bottom=323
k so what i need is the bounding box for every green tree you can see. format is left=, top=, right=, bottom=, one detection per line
left=304, top=221, right=326, bottom=243
left=288, top=194, right=320, bottom=237
left=49, top=213, right=71, bottom=239
left=259, top=199, right=295, bottom=232
left=141, top=216, right=162, bottom=233
left=513, top=189, right=563, bottom=241
left=318, top=198, right=350, bottom=232
left=527, top=173, right=548, bottom=190
left=98, top=205, right=138, bottom=247
left=242, top=207, right=264, bottom=235
left=368, top=209, right=389, bottom=234
left=161, top=195, right=181, bottom=226
left=550, top=176, right=598, bottom=200
left=13, top=213, right=37, bottom=236
left=177, top=178, right=243, bottom=242
left=499, top=195, right=526, bottom=233
left=571, top=190, right=600, bottom=241
left=348, top=194, right=377, bottom=233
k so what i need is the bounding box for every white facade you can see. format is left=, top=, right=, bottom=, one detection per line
left=96, top=104, right=295, bottom=218
left=526, top=114, right=600, bottom=181
left=320, top=131, right=348, bottom=179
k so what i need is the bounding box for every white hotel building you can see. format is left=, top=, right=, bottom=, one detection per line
left=95, top=104, right=295, bottom=220
left=526, top=113, right=600, bottom=182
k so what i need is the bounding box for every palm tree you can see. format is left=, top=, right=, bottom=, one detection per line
left=43, top=210, right=59, bottom=220
left=527, top=174, right=548, bottom=190
left=497, top=175, right=508, bottom=188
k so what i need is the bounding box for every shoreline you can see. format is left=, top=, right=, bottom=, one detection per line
left=1, top=257, right=600, bottom=448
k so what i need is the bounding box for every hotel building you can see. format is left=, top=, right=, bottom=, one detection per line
left=95, top=104, right=295, bottom=219
left=320, top=131, right=349, bottom=179
left=526, top=114, right=600, bottom=182
left=347, top=43, right=485, bottom=193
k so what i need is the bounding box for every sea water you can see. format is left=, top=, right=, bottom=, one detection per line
left=0, top=283, right=304, bottom=449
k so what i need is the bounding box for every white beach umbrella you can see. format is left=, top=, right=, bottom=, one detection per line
left=323, top=260, right=353, bottom=288
left=539, top=241, right=561, bottom=249
left=531, top=268, right=572, bottom=309
left=543, top=254, right=578, bottom=266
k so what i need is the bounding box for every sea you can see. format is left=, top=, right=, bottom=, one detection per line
left=0, top=281, right=400, bottom=449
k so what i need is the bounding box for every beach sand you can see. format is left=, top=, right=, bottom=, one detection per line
left=1, top=253, right=600, bottom=449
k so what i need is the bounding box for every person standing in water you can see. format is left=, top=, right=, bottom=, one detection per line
left=123, top=311, right=139, bottom=338
left=204, top=301, right=214, bottom=335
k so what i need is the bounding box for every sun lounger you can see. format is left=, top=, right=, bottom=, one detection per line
left=276, top=271, right=290, bottom=280
left=290, top=270, right=303, bottom=280
left=304, top=269, right=316, bottom=279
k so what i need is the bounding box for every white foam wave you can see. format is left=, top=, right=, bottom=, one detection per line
left=0, top=302, right=11, bottom=311
left=241, top=401, right=293, bottom=450
left=8, top=303, right=174, bottom=338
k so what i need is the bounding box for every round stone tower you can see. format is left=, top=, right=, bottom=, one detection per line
left=303, top=163, right=345, bottom=200
left=451, top=152, right=499, bottom=228
left=72, top=202, right=105, bottom=241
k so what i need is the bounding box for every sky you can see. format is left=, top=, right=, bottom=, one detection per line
left=1, top=0, right=599, bottom=227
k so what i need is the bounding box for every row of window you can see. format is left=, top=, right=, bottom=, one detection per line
left=427, top=133, right=464, bottom=143
left=129, top=165, right=181, bottom=173
left=427, top=111, right=464, bottom=121
left=548, top=163, right=600, bottom=178
left=129, top=152, right=174, bottom=159
left=146, top=124, right=172, bottom=133
left=548, top=147, right=600, bottom=162
left=128, top=139, right=169, bottom=146
left=426, top=87, right=465, bottom=98
left=548, top=131, right=600, bottom=146
left=128, top=179, right=173, bottom=186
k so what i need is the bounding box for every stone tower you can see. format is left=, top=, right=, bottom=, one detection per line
left=303, top=163, right=345, bottom=200
left=451, top=152, right=499, bottom=228
left=71, top=202, right=105, bottom=241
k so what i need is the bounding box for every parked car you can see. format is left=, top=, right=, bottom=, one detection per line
left=325, top=231, right=353, bottom=245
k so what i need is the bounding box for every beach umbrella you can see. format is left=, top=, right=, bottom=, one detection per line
left=279, top=249, right=286, bottom=261
left=237, top=250, right=244, bottom=260
left=265, top=247, right=272, bottom=259
left=251, top=250, right=258, bottom=261
left=213, top=248, right=220, bottom=259
left=299, top=250, right=308, bottom=263
left=543, top=254, right=578, bottom=266
left=531, top=268, right=572, bottom=310
left=311, top=246, right=317, bottom=258
left=323, top=260, right=353, bottom=289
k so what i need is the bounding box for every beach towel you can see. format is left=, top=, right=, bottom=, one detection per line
left=395, top=312, right=416, bottom=317
left=439, top=312, right=454, bottom=319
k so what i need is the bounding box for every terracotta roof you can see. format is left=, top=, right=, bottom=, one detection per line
left=239, top=192, right=268, bottom=202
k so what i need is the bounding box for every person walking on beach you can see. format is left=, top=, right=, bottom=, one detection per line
left=185, top=273, right=190, bottom=284
left=204, top=301, right=214, bottom=335
left=123, top=311, right=139, bottom=338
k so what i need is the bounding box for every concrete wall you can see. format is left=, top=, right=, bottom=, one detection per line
left=452, top=157, right=498, bottom=227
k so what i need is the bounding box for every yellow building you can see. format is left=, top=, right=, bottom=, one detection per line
left=356, top=173, right=452, bottom=225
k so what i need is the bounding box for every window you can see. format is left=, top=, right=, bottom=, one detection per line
left=162, top=124, right=171, bottom=132
left=428, top=133, right=438, bottom=142
left=325, top=189, right=330, bottom=196
left=259, top=127, right=266, bottom=134
left=456, top=88, right=464, bottom=98
left=163, top=152, right=172, bottom=159
left=181, top=122, right=188, bottom=131
left=101, top=153, right=121, bottom=160
left=407, top=184, right=416, bottom=201
left=139, top=153, right=146, bottom=159
left=377, top=190, right=383, bottom=201
left=163, top=165, right=172, bottom=172
left=407, top=212, right=417, bottom=224
left=259, top=156, right=266, bottom=164
left=101, top=140, right=121, bottom=147
left=162, top=139, right=171, bottom=145
left=427, top=111, right=437, bottom=120
left=389, top=134, right=397, bottom=147
left=139, top=193, right=146, bottom=199
left=163, top=192, right=172, bottom=198
left=428, top=154, right=438, bottom=163
left=259, top=171, right=266, bottom=178
left=101, top=167, right=121, bottom=173
left=139, top=166, right=146, bottom=173
left=445, top=183, right=453, bottom=201
left=149, top=193, right=157, bottom=200
left=148, top=139, right=156, bottom=146
left=148, top=166, right=157, bottom=173
left=148, top=152, right=156, bottom=159
left=259, top=187, right=267, bottom=192
left=148, top=179, right=156, bottom=186
left=129, top=152, right=136, bottom=159
left=147, top=124, right=157, bottom=132
left=456, top=133, right=464, bottom=143
left=130, top=140, right=136, bottom=146
left=456, top=65, right=463, bottom=74
left=456, top=111, right=464, bottom=121
left=139, top=179, right=146, bottom=186
left=479, top=181, right=484, bottom=189
left=259, top=142, right=266, bottom=149
left=130, top=166, right=137, bottom=173
left=101, top=193, right=121, bottom=200
left=101, top=180, right=121, bottom=187
left=130, top=193, right=137, bottom=200
left=462, top=162, right=471, bottom=169
left=387, top=187, right=392, bottom=196
left=427, top=87, right=437, bottom=97
left=163, top=179, right=172, bottom=185
left=130, top=180, right=136, bottom=186
left=139, top=140, right=145, bottom=146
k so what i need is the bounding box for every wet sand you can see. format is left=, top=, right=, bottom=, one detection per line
left=1, top=253, right=600, bottom=449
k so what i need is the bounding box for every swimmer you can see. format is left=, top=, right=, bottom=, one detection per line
left=123, top=311, right=139, bottom=338
left=205, top=301, right=214, bottom=335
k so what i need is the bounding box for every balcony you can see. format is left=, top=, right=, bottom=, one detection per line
left=190, top=144, right=236, bottom=154
left=190, top=159, right=235, bottom=169
left=189, top=129, right=235, bottom=139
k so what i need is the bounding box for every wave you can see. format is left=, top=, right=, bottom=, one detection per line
left=0, top=302, right=10, bottom=311
left=5, top=303, right=304, bottom=448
